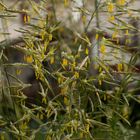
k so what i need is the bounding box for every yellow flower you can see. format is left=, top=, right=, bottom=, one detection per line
left=125, top=30, right=129, bottom=36
left=64, top=0, right=69, bottom=7
left=62, top=58, right=68, bottom=66
left=24, top=55, right=33, bottom=63
left=117, top=0, right=125, bottom=5
left=100, top=44, right=106, bottom=54
left=74, top=72, right=79, bottom=79
left=108, top=15, right=115, bottom=22
left=117, top=63, right=123, bottom=71
left=107, top=3, right=114, bottom=13
left=16, top=69, right=22, bottom=75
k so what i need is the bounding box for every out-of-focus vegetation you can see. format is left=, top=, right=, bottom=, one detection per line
left=0, top=0, right=140, bottom=139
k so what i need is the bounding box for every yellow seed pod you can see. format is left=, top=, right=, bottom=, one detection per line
left=50, top=56, right=55, bottom=64
left=41, top=53, right=45, bottom=60
left=117, top=63, right=123, bottom=71
left=49, top=34, right=52, bottom=41
left=64, top=0, right=69, bottom=7
left=41, top=32, right=46, bottom=40
left=23, top=15, right=30, bottom=23
left=100, top=44, right=106, bottom=54
left=27, top=15, right=30, bottom=23
left=23, top=15, right=27, bottom=23
left=85, top=48, right=89, bottom=55
left=44, top=41, right=49, bottom=51
left=107, top=3, right=114, bottom=13
left=95, top=34, right=99, bottom=40
left=99, top=67, right=102, bottom=73
left=86, top=124, right=90, bottom=133
left=74, top=72, right=79, bottom=79
left=122, top=105, right=129, bottom=119
left=82, top=15, right=86, bottom=25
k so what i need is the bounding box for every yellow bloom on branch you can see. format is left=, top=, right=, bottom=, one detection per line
left=107, top=3, right=114, bottom=13
left=16, top=69, right=22, bottom=75
left=62, top=58, right=68, bottom=66
left=117, top=0, right=126, bottom=5
left=117, top=63, right=123, bottom=71
left=23, top=15, right=30, bottom=23
left=100, top=44, right=106, bottom=54
left=24, top=55, right=33, bottom=63
left=108, top=15, right=115, bottom=22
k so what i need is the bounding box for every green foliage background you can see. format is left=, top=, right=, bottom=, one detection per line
left=0, top=0, right=140, bottom=139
